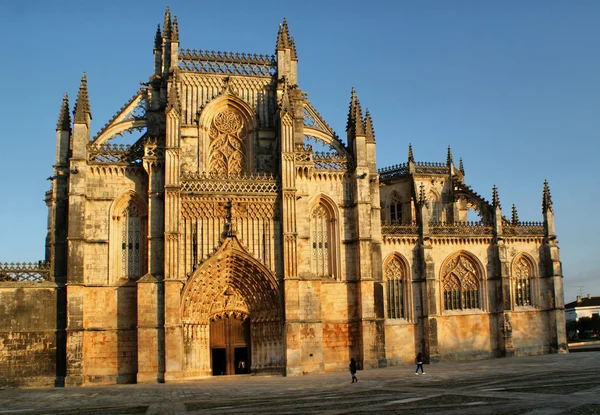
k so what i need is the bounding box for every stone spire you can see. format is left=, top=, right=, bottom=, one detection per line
left=73, top=73, right=91, bottom=124
left=56, top=93, right=71, bottom=132
left=163, top=6, right=172, bottom=39
left=492, top=184, right=501, bottom=210
left=167, top=82, right=181, bottom=113
left=459, top=158, right=464, bottom=174
left=408, top=144, right=414, bottom=162
left=290, top=36, right=298, bottom=61
left=154, top=24, right=162, bottom=49
left=276, top=18, right=292, bottom=50
left=542, top=180, right=553, bottom=213
left=364, top=109, right=375, bottom=143
left=446, top=146, right=453, bottom=167
left=511, top=204, right=519, bottom=225
left=346, top=88, right=364, bottom=136
left=172, top=16, right=179, bottom=42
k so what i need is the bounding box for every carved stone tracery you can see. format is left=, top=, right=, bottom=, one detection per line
left=208, top=109, right=247, bottom=175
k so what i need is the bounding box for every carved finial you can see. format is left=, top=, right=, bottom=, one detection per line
left=56, top=93, right=71, bottom=132
left=492, top=184, right=501, bottom=210
left=73, top=73, right=91, bottom=123
left=163, top=6, right=172, bottom=38
left=511, top=204, right=519, bottom=225
left=364, top=109, right=375, bottom=143
left=172, top=16, right=179, bottom=42
left=276, top=17, right=292, bottom=49
left=542, top=180, right=553, bottom=213
left=290, top=36, right=298, bottom=60
left=446, top=145, right=453, bottom=166
left=154, top=25, right=162, bottom=49
left=346, top=87, right=357, bottom=132
left=459, top=158, right=464, bottom=174
left=408, top=144, right=414, bottom=162
left=418, top=183, right=426, bottom=207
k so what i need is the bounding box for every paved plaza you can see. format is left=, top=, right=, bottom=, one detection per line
left=1, top=351, right=599, bottom=415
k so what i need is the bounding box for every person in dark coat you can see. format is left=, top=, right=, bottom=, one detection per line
left=349, top=358, right=358, bottom=383
left=415, top=352, right=425, bottom=375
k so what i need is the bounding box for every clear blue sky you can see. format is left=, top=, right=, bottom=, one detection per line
left=1, top=1, right=598, bottom=302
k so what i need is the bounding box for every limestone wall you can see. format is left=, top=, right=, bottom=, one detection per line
left=0, top=283, right=58, bottom=387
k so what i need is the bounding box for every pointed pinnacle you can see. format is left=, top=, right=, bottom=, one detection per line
left=408, top=144, right=414, bottom=162
left=418, top=183, right=426, bottom=206
left=276, top=17, right=291, bottom=49
left=74, top=73, right=91, bottom=123
left=459, top=158, right=464, bottom=173
left=346, top=87, right=357, bottom=132
left=353, top=96, right=365, bottom=135
left=364, top=109, right=375, bottom=143
left=154, top=24, right=162, bottom=49
left=542, top=180, right=553, bottom=213
left=163, top=6, right=172, bottom=38
left=446, top=146, right=453, bottom=166
left=167, top=83, right=180, bottom=113
left=290, top=36, right=298, bottom=60
left=56, top=93, right=71, bottom=131
left=511, top=204, right=519, bottom=225
left=492, top=184, right=500, bottom=209
left=172, top=16, right=179, bottom=42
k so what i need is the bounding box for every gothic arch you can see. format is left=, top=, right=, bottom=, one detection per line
left=180, top=237, right=283, bottom=374
left=109, top=191, right=148, bottom=282
left=440, top=251, right=487, bottom=312
left=511, top=252, right=538, bottom=308
left=308, top=193, right=341, bottom=279
left=198, top=93, right=257, bottom=175
left=383, top=253, right=412, bottom=320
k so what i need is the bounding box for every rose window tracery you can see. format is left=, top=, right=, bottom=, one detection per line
left=208, top=109, right=247, bottom=175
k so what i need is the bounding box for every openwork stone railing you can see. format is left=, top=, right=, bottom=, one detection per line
left=0, top=261, right=51, bottom=283
left=503, top=223, right=545, bottom=236
left=378, top=163, right=409, bottom=180
left=429, top=221, right=493, bottom=236
left=313, top=152, right=348, bottom=170
left=415, top=162, right=449, bottom=175
left=88, top=142, right=144, bottom=164
left=181, top=172, right=280, bottom=193
left=178, top=49, right=277, bottom=77
left=382, top=222, right=419, bottom=235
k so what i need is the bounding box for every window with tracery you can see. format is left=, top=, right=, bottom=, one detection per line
left=428, top=191, right=441, bottom=223
left=513, top=256, right=533, bottom=307
left=442, top=254, right=481, bottom=310
left=208, top=109, right=247, bottom=175
left=311, top=205, right=331, bottom=277
left=121, top=202, right=141, bottom=279
left=390, top=194, right=402, bottom=224
left=385, top=257, right=405, bottom=319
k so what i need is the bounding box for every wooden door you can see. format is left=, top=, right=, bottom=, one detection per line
left=210, top=317, right=249, bottom=375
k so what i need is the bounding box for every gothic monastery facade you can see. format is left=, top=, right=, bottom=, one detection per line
left=0, top=8, right=567, bottom=386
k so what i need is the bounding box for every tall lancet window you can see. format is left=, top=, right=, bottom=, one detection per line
left=385, top=256, right=405, bottom=319
left=311, top=206, right=330, bottom=277
left=121, top=202, right=141, bottom=279
left=390, top=194, right=402, bottom=224
left=513, top=255, right=534, bottom=307
left=442, top=253, right=481, bottom=311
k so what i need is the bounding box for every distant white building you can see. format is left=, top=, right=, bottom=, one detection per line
left=565, top=295, right=600, bottom=322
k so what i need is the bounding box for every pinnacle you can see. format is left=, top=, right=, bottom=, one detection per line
left=73, top=73, right=91, bottom=123
left=172, top=16, right=179, bottom=42
left=276, top=17, right=292, bottom=50
left=459, top=158, right=464, bottom=173
left=154, top=24, right=162, bottom=49
left=542, top=180, right=553, bottom=213
left=364, top=109, right=375, bottom=143
left=511, top=204, right=519, bottom=225
left=447, top=146, right=453, bottom=166
left=56, top=93, right=71, bottom=132
left=290, top=36, right=298, bottom=60
left=163, top=6, right=172, bottom=38
left=492, top=184, right=500, bottom=209
left=353, top=95, right=365, bottom=135
left=408, top=144, right=414, bottom=162
left=167, top=83, right=180, bottom=113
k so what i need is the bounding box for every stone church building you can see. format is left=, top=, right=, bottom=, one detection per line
left=0, top=8, right=567, bottom=386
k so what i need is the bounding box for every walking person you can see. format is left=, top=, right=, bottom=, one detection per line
left=415, top=352, right=425, bottom=375
left=349, top=358, right=358, bottom=383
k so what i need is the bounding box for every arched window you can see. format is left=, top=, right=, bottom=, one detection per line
left=385, top=256, right=406, bottom=318
left=428, top=190, right=441, bottom=223
left=442, top=254, right=481, bottom=310
left=310, top=198, right=339, bottom=279
left=389, top=194, right=402, bottom=224
left=121, top=202, right=142, bottom=279
left=513, top=255, right=534, bottom=307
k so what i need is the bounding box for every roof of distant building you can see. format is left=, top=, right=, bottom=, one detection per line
left=565, top=295, right=600, bottom=309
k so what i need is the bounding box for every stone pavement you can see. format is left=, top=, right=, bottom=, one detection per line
left=1, top=351, right=599, bottom=415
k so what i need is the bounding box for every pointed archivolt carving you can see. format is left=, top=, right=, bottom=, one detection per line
left=181, top=236, right=280, bottom=325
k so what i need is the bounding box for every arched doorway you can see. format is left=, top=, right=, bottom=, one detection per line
left=181, top=237, right=284, bottom=376
left=210, top=314, right=250, bottom=375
